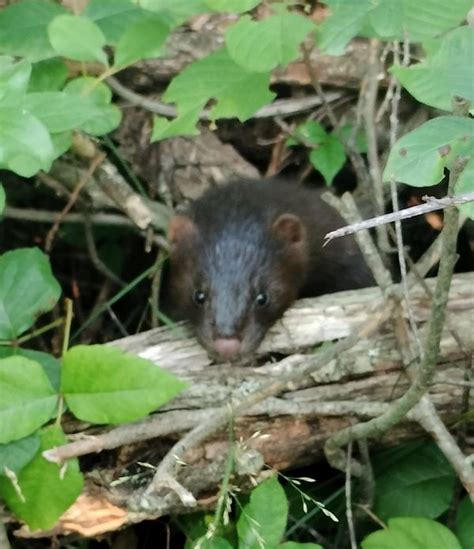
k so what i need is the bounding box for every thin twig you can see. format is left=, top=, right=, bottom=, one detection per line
left=324, top=154, right=467, bottom=472
left=107, top=76, right=340, bottom=120
left=345, top=441, right=357, bottom=549
left=324, top=193, right=474, bottom=242
left=45, top=153, right=106, bottom=252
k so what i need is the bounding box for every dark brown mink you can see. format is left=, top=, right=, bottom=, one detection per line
left=165, top=178, right=374, bottom=361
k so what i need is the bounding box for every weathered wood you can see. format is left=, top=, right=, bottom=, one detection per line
left=14, top=274, right=473, bottom=538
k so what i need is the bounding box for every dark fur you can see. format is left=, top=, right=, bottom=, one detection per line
left=165, top=178, right=374, bottom=360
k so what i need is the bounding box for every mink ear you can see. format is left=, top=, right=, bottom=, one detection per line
left=168, top=215, right=198, bottom=251
left=271, top=214, right=305, bottom=246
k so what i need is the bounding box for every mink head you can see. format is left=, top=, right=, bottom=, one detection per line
left=166, top=211, right=308, bottom=362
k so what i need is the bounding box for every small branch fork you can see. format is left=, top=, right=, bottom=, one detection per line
left=323, top=192, right=474, bottom=243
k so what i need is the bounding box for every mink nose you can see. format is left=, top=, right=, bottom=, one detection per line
left=213, top=337, right=241, bottom=359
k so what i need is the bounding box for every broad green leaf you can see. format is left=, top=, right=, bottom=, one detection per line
left=310, top=135, right=346, bottom=186
left=319, top=0, right=472, bottom=53
left=192, top=537, right=233, bottom=549
left=63, top=77, right=122, bottom=136
left=0, top=107, right=54, bottom=177
left=374, top=441, right=455, bottom=520
left=383, top=116, right=474, bottom=187
left=0, top=425, right=83, bottom=531
left=361, top=517, right=462, bottom=549
left=163, top=48, right=274, bottom=121
left=0, top=248, right=61, bottom=340
left=83, top=0, right=143, bottom=44
left=456, top=496, right=474, bottom=549
left=0, top=348, right=61, bottom=392
left=317, top=0, right=373, bottom=55
left=152, top=107, right=202, bottom=141
left=51, top=132, right=73, bottom=159
left=205, top=0, right=262, bottom=13
left=28, top=59, right=68, bottom=92
left=392, top=26, right=474, bottom=112
left=295, top=121, right=328, bottom=145
left=0, top=0, right=67, bottom=61
left=0, top=357, right=57, bottom=444
left=0, top=434, right=40, bottom=476
left=455, top=157, right=474, bottom=220
left=48, top=15, right=107, bottom=64
left=0, top=185, right=4, bottom=215
left=278, top=541, right=324, bottom=549
left=237, top=476, right=288, bottom=548
left=114, top=15, right=170, bottom=68
left=0, top=57, right=31, bottom=102
left=62, top=345, right=187, bottom=424
left=139, top=0, right=208, bottom=26
left=226, top=11, right=315, bottom=72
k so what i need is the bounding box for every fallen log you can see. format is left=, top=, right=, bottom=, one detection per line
left=13, top=273, right=474, bottom=538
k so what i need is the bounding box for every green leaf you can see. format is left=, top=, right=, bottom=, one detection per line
left=163, top=47, right=274, bottom=121
left=383, top=116, right=474, bottom=187
left=0, top=434, right=40, bottom=476
left=0, top=184, right=4, bottom=215
left=237, top=476, right=288, bottom=548
left=114, top=15, right=170, bottom=68
left=455, top=496, right=474, bottom=549
left=317, top=0, right=373, bottom=55
left=139, top=0, right=208, bottom=26
left=51, top=131, right=73, bottom=159
left=205, top=0, right=260, bottom=12
left=0, top=57, right=31, bottom=102
left=361, top=517, right=462, bottom=549
left=294, top=121, right=328, bottom=145
left=0, top=248, right=61, bottom=340
left=151, top=107, right=202, bottom=141
left=374, top=441, right=455, bottom=520
left=310, top=135, right=346, bottom=186
left=63, top=77, right=122, bottom=136
left=319, top=0, right=472, bottom=53
left=455, top=157, right=474, bottom=220
left=0, top=107, right=54, bottom=176
left=48, top=15, right=107, bottom=64
left=391, top=26, right=474, bottom=112
left=226, top=10, right=315, bottom=72
left=61, top=345, right=187, bottom=424
left=0, top=425, right=84, bottom=531
left=83, top=0, right=143, bottom=44
left=192, top=537, right=233, bottom=549
left=0, top=0, right=67, bottom=62
left=28, top=59, right=68, bottom=92
left=0, top=348, right=61, bottom=392
left=340, top=124, right=368, bottom=153
left=0, top=357, right=57, bottom=444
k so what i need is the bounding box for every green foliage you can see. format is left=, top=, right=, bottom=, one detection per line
left=383, top=116, right=474, bottom=187
left=61, top=345, right=187, bottom=424
left=361, top=517, right=462, bottom=549
left=48, top=14, right=108, bottom=64
left=0, top=184, right=4, bottom=214
left=0, top=248, right=61, bottom=340
left=373, top=442, right=455, bottom=520
left=0, top=0, right=67, bottom=61
left=0, top=356, right=57, bottom=444
left=114, top=15, right=170, bottom=68
left=0, top=434, right=40, bottom=476
left=28, top=59, right=68, bottom=92
left=0, top=347, right=61, bottom=391
left=83, top=0, right=143, bottom=44
left=391, top=26, right=474, bottom=112
left=225, top=9, right=315, bottom=72
left=152, top=48, right=274, bottom=140
left=0, top=426, right=84, bottom=530
left=236, top=476, right=288, bottom=547
left=455, top=496, right=474, bottom=549
left=456, top=157, right=474, bottom=219
left=206, top=0, right=261, bottom=12
left=318, top=0, right=472, bottom=54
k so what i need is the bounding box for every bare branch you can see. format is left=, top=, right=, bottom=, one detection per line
left=324, top=192, right=474, bottom=243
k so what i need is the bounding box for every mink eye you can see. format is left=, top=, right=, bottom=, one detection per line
left=255, top=292, right=269, bottom=307
left=193, top=290, right=207, bottom=306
